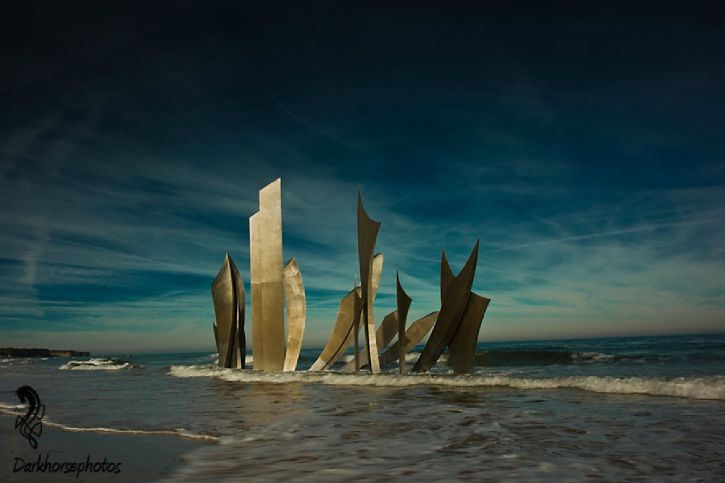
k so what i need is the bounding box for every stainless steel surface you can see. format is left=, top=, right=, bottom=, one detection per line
left=232, top=256, right=246, bottom=369
left=396, top=273, right=412, bottom=373
left=440, top=249, right=455, bottom=302
left=340, top=309, right=398, bottom=371
left=282, top=258, right=306, bottom=372
left=350, top=311, right=438, bottom=370
left=211, top=254, right=234, bottom=368
left=250, top=179, right=286, bottom=371
left=309, top=254, right=383, bottom=371
left=377, top=310, right=400, bottom=353
left=308, top=288, right=359, bottom=371
left=370, top=253, right=384, bottom=302
left=225, top=180, right=489, bottom=375
left=448, top=292, right=490, bottom=374
left=249, top=213, right=263, bottom=369
left=443, top=248, right=491, bottom=373
left=357, top=192, right=382, bottom=373
left=412, top=240, right=479, bottom=372
left=352, top=285, right=362, bottom=371
left=211, top=254, right=246, bottom=369
left=378, top=311, right=438, bottom=368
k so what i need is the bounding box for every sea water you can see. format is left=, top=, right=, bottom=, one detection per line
left=1, top=334, right=724, bottom=481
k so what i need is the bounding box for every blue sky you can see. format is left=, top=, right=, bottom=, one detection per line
left=1, top=2, right=723, bottom=352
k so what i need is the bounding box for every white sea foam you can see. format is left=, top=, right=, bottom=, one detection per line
left=168, top=365, right=725, bottom=400
left=211, top=354, right=253, bottom=365
left=0, top=403, right=217, bottom=442
left=405, top=352, right=423, bottom=363
left=40, top=422, right=218, bottom=441
left=59, top=357, right=138, bottom=370
left=572, top=351, right=618, bottom=362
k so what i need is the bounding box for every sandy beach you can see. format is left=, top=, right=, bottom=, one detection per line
left=0, top=414, right=215, bottom=483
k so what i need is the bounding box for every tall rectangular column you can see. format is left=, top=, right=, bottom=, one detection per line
left=249, top=178, right=286, bottom=371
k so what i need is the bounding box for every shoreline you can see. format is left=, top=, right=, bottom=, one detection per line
left=0, top=414, right=215, bottom=483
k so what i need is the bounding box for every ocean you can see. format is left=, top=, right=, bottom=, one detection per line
left=1, top=334, right=724, bottom=481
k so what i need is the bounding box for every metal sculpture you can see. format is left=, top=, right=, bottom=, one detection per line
left=340, top=309, right=398, bottom=371
left=283, top=258, right=306, bottom=372
left=440, top=249, right=491, bottom=374
left=346, top=310, right=439, bottom=370
left=448, top=293, right=490, bottom=373
left=211, top=253, right=245, bottom=368
left=412, top=240, right=479, bottom=372
left=396, top=273, right=412, bottom=373
left=378, top=310, right=401, bottom=353
left=309, top=288, right=359, bottom=371
left=440, top=250, right=455, bottom=300
left=341, top=276, right=412, bottom=373
left=246, top=178, right=309, bottom=372
left=212, top=179, right=493, bottom=375
left=351, top=284, right=363, bottom=371
left=309, top=254, right=383, bottom=371
left=379, top=311, right=438, bottom=368
left=357, top=192, right=382, bottom=373
left=249, top=179, right=286, bottom=371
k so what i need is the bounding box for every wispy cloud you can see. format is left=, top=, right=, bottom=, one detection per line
left=2, top=5, right=724, bottom=351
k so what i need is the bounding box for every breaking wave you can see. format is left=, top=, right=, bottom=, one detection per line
left=468, top=349, right=701, bottom=366
left=210, top=354, right=254, bottom=366
left=168, top=365, right=725, bottom=400
left=473, top=350, right=577, bottom=366
left=337, top=349, right=716, bottom=369
left=59, top=358, right=139, bottom=370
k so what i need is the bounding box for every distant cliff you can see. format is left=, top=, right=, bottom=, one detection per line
left=49, top=350, right=91, bottom=357
left=0, top=348, right=90, bottom=357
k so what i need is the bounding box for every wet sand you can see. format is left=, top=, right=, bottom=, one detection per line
left=0, top=414, right=215, bottom=483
